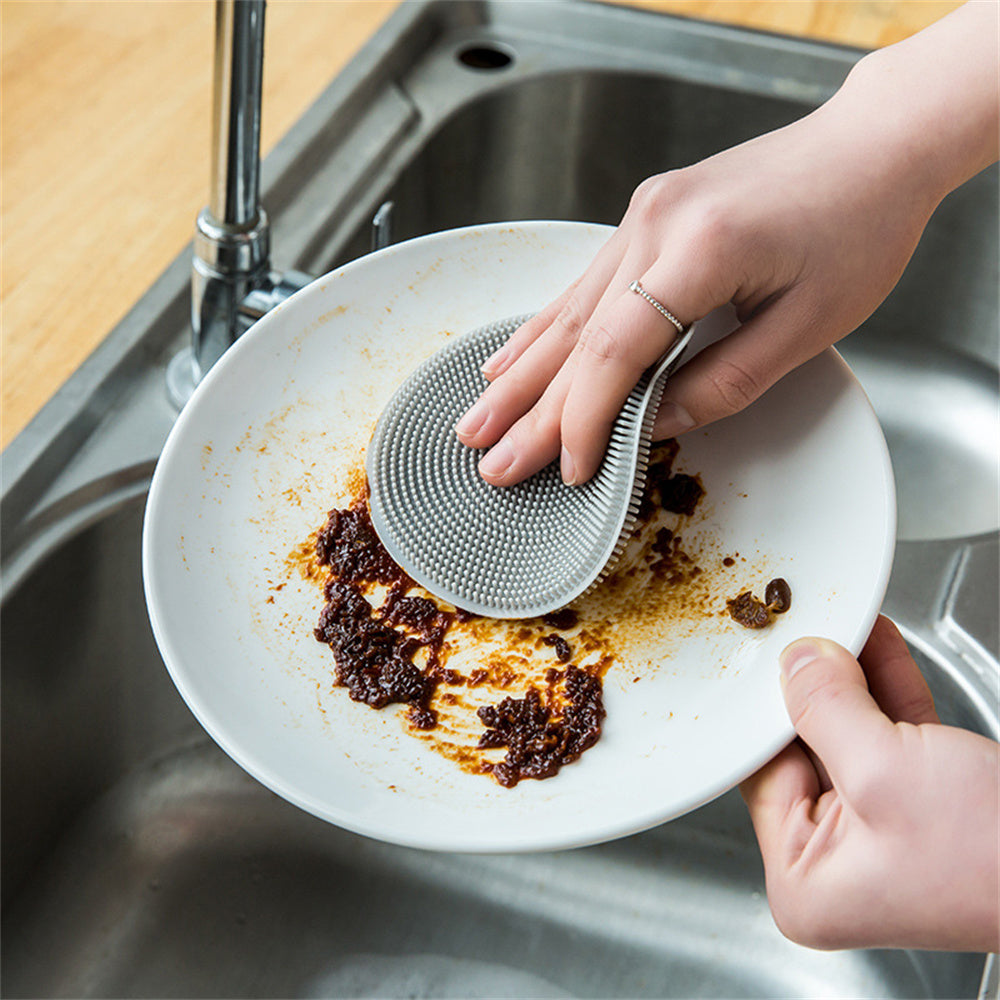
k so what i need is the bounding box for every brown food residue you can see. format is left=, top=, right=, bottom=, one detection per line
left=765, top=577, right=793, bottom=614
left=477, top=665, right=605, bottom=788
left=295, top=439, right=742, bottom=788
left=726, top=577, right=793, bottom=629
left=542, top=634, right=573, bottom=663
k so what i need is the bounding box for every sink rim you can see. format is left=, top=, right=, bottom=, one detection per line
left=2, top=1, right=997, bottom=992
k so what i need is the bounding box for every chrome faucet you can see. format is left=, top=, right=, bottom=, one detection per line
left=168, top=0, right=310, bottom=406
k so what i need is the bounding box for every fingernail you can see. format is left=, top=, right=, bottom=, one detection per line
left=455, top=399, right=488, bottom=439
left=479, top=438, right=515, bottom=481
left=656, top=400, right=696, bottom=439
left=482, top=344, right=511, bottom=376
left=779, top=640, right=822, bottom=682
left=561, top=446, right=577, bottom=485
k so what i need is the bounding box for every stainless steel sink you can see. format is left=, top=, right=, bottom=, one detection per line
left=3, top=2, right=997, bottom=997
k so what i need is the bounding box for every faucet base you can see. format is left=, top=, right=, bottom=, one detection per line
left=168, top=262, right=314, bottom=410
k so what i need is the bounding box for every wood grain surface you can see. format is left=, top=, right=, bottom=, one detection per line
left=0, top=0, right=962, bottom=447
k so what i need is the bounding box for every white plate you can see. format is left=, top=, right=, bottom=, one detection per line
left=143, top=221, right=895, bottom=852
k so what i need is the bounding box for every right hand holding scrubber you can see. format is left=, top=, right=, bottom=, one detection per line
left=456, top=2, right=999, bottom=491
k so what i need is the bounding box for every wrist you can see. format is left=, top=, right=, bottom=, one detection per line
left=832, top=3, right=999, bottom=207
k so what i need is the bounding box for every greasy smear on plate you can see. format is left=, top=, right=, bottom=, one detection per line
left=296, top=440, right=755, bottom=787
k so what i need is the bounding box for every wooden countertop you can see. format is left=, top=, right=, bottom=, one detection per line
left=0, top=0, right=962, bottom=449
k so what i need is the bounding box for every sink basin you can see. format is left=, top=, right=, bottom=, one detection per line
left=3, top=2, right=997, bottom=997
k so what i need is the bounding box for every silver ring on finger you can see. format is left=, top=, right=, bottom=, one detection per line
left=627, top=279, right=685, bottom=335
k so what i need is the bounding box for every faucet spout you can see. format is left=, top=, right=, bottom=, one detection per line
left=192, top=0, right=268, bottom=386
left=177, top=0, right=309, bottom=403
left=209, top=0, right=264, bottom=230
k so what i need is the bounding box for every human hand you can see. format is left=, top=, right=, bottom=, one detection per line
left=455, top=3, right=999, bottom=488
left=739, top=615, right=1000, bottom=953
left=456, top=112, right=932, bottom=486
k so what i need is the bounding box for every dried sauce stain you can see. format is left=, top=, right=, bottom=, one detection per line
left=285, top=535, right=325, bottom=585
left=572, top=442, right=718, bottom=645
left=297, top=438, right=748, bottom=788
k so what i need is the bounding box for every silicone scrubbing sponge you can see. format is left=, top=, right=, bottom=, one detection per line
left=366, top=314, right=694, bottom=618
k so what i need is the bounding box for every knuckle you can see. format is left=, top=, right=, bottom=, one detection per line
left=627, top=170, right=687, bottom=222
left=703, top=357, right=763, bottom=412
left=577, top=323, right=626, bottom=365
left=679, top=208, right=741, bottom=284
left=689, top=198, right=737, bottom=249
left=791, top=673, right=847, bottom=731
left=510, top=402, right=560, bottom=447
left=551, top=294, right=588, bottom=346
left=627, top=175, right=659, bottom=214
left=628, top=173, right=737, bottom=252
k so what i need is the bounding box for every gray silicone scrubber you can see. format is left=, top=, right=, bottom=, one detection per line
left=367, top=314, right=694, bottom=619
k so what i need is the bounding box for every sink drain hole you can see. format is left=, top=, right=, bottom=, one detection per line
left=457, top=44, right=514, bottom=70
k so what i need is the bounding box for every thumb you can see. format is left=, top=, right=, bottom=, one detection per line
left=779, top=636, right=894, bottom=802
